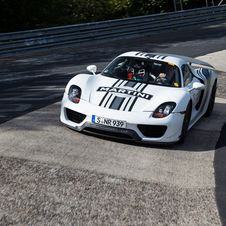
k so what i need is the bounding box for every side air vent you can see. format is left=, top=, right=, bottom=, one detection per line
left=138, top=125, right=167, bottom=138
left=66, top=108, right=86, bottom=124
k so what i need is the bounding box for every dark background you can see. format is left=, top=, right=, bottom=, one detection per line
left=0, top=0, right=220, bottom=33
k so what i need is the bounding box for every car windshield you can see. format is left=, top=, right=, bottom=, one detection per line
left=101, top=57, right=181, bottom=87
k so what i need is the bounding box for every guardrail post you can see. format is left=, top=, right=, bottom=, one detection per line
left=218, top=0, right=224, bottom=5
left=174, top=0, right=183, bottom=11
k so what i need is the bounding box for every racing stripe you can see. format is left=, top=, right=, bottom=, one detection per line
left=121, top=83, right=144, bottom=111
left=145, top=53, right=156, bottom=58
left=109, top=97, right=125, bottom=110
left=197, top=69, right=205, bottom=80
left=118, top=80, right=125, bottom=87
left=128, top=97, right=138, bottom=112
left=128, top=84, right=148, bottom=112
left=136, top=52, right=157, bottom=58
left=122, top=97, right=132, bottom=111
left=124, top=81, right=136, bottom=87
left=140, top=83, right=148, bottom=92
left=122, top=83, right=148, bottom=112
left=99, top=79, right=122, bottom=106
left=135, top=82, right=143, bottom=90
left=104, top=94, right=113, bottom=108
left=135, top=52, right=144, bottom=56
left=101, top=80, right=142, bottom=110
left=161, top=56, right=167, bottom=60
left=98, top=78, right=150, bottom=112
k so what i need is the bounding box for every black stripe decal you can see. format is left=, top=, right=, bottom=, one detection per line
left=104, top=94, right=113, bottom=108
left=197, top=70, right=204, bottom=81
left=136, top=83, right=143, bottom=90
left=128, top=84, right=148, bottom=112
left=124, top=81, right=136, bottom=87
left=122, top=83, right=144, bottom=111
left=109, top=97, right=125, bottom=110
left=140, top=84, right=148, bottom=92
left=128, top=97, right=138, bottom=112
left=99, top=92, right=109, bottom=106
left=123, top=97, right=132, bottom=111
left=99, top=79, right=121, bottom=106
left=145, top=53, right=156, bottom=58
left=139, top=52, right=146, bottom=56
left=118, top=80, right=125, bottom=87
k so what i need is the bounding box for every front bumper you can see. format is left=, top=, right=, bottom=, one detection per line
left=60, top=93, right=185, bottom=144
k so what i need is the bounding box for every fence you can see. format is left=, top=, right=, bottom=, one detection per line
left=0, top=5, right=226, bottom=58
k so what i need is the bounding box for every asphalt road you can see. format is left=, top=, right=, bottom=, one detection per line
left=1, top=23, right=226, bottom=225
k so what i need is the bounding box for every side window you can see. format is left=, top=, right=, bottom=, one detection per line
left=182, top=64, right=192, bottom=87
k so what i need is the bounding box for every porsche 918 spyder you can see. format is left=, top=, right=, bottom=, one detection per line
left=60, top=52, right=217, bottom=144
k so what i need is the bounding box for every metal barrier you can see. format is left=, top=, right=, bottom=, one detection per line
left=1, top=5, right=226, bottom=58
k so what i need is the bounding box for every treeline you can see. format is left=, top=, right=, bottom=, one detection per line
left=0, top=0, right=215, bottom=33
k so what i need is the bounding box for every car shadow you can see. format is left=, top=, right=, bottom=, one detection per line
left=81, top=127, right=212, bottom=152
left=214, top=122, right=226, bottom=226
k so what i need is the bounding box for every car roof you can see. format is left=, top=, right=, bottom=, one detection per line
left=118, top=51, right=214, bottom=69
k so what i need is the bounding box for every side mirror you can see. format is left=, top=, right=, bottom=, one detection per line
left=189, top=82, right=205, bottom=92
left=87, top=65, right=97, bottom=75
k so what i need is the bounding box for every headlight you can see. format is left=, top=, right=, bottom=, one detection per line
left=153, top=102, right=176, bottom=118
left=68, top=85, right=81, bottom=103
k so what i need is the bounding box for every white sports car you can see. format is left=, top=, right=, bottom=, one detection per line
left=60, top=52, right=217, bottom=144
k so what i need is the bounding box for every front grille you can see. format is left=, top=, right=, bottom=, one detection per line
left=138, top=125, right=167, bottom=138
left=84, top=127, right=133, bottom=140
left=66, top=108, right=86, bottom=124
left=83, top=123, right=142, bottom=142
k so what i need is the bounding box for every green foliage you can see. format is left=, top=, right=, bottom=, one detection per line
left=0, top=0, right=214, bottom=33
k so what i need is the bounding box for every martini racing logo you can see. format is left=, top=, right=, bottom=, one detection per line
left=97, top=86, right=152, bottom=100
left=98, top=80, right=152, bottom=111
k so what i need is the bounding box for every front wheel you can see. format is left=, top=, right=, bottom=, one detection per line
left=179, top=102, right=191, bottom=143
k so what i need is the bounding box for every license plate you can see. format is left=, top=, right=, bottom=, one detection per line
left=92, top=115, right=126, bottom=128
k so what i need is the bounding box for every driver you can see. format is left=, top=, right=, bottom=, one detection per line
left=157, top=64, right=175, bottom=85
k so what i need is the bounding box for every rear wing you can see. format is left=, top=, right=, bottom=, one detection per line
left=152, top=53, right=215, bottom=69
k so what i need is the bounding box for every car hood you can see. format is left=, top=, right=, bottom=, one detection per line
left=67, top=74, right=187, bottom=112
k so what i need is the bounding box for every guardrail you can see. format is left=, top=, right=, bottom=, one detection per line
left=1, top=5, right=226, bottom=58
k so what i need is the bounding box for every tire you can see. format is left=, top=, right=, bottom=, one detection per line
left=179, top=102, right=191, bottom=143
left=204, top=79, right=217, bottom=117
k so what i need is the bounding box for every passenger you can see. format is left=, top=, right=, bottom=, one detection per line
left=157, top=64, right=175, bottom=85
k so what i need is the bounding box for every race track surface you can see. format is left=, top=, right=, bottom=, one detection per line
left=0, top=23, right=226, bottom=225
